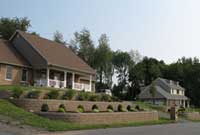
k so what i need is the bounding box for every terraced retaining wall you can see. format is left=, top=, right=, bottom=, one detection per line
left=10, top=99, right=133, bottom=112
left=37, top=111, right=159, bottom=125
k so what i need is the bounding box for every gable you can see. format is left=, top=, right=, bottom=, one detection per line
left=0, top=39, right=30, bottom=67
left=11, top=33, right=47, bottom=69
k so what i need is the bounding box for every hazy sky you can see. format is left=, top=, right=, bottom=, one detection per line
left=1, top=0, right=200, bottom=63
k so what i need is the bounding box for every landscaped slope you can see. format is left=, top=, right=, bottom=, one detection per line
left=0, top=99, right=172, bottom=131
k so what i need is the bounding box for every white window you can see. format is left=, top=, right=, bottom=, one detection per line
left=21, top=69, right=28, bottom=82
left=5, top=65, right=13, bottom=80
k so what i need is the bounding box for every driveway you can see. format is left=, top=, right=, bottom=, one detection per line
left=39, top=123, right=200, bottom=135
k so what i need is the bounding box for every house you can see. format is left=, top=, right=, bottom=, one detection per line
left=0, top=30, right=96, bottom=92
left=139, top=78, right=189, bottom=108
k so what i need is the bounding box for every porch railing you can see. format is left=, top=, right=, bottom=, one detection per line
left=34, top=79, right=47, bottom=87
left=49, top=79, right=65, bottom=88
left=74, top=83, right=90, bottom=91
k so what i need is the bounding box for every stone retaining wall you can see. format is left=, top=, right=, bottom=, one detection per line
left=185, top=112, right=200, bottom=121
left=37, top=111, right=158, bottom=125
left=10, top=99, right=133, bottom=112
left=0, top=90, right=12, bottom=99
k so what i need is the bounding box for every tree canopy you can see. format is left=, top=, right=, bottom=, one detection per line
left=0, top=17, right=31, bottom=40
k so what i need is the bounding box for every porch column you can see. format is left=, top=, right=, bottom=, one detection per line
left=46, top=68, right=50, bottom=87
left=183, top=100, right=186, bottom=108
left=64, top=71, right=67, bottom=88
left=89, top=75, right=92, bottom=91
left=72, top=73, right=75, bottom=89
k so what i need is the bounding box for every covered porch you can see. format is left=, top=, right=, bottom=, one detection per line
left=33, top=68, right=94, bottom=92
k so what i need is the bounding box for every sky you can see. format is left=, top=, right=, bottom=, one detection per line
left=1, top=0, right=200, bottom=64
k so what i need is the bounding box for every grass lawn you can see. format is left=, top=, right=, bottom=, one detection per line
left=0, top=99, right=173, bottom=131
left=186, top=108, right=200, bottom=113
left=134, top=101, right=167, bottom=112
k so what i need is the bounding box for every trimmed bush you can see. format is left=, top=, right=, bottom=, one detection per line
left=12, top=86, right=23, bottom=98
left=111, top=96, right=121, bottom=102
left=178, top=107, right=185, bottom=114
left=62, top=89, right=76, bottom=100
left=26, top=90, right=41, bottom=99
left=101, top=94, right=111, bottom=102
left=77, top=92, right=90, bottom=101
left=107, top=105, right=114, bottom=112
left=58, top=104, right=66, bottom=112
left=41, top=104, right=49, bottom=112
left=89, top=94, right=100, bottom=101
left=58, top=108, right=65, bottom=113
left=127, top=105, right=136, bottom=112
left=118, top=104, right=126, bottom=112
left=135, top=105, right=140, bottom=111
left=46, top=90, right=59, bottom=99
left=135, top=105, right=144, bottom=111
left=77, top=105, right=84, bottom=113
left=92, top=104, right=99, bottom=113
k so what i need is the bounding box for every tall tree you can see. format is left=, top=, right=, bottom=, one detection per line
left=53, top=30, right=65, bottom=44
left=112, top=51, right=134, bottom=97
left=70, top=29, right=95, bottom=67
left=129, top=49, right=142, bottom=64
left=0, top=17, right=31, bottom=40
left=136, top=57, right=165, bottom=86
left=95, top=34, right=113, bottom=88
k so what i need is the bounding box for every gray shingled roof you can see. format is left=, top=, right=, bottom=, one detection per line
left=139, top=78, right=188, bottom=100
left=158, top=78, right=185, bottom=91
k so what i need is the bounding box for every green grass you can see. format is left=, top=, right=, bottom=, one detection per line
left=134, top=101, right=167, bottom=112
left=0, top=99, right=173, bottom=131
left=186, top=108, right=200, bottom=113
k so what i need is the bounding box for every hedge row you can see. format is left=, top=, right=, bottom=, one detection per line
left=12, top=87, right=119, bottom=102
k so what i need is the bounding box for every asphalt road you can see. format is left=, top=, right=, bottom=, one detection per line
left=40, top=123, right=200, bottom=135
left=1, top=122, right=200, bottom=135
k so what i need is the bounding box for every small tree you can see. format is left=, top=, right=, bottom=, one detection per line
left=149, top=81, right=156, bottom=104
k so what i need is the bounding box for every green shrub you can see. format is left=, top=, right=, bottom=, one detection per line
left=77, top=92, right=90, bottom=101
left=58, top=108, right=65, bottom=113
left=118, top=104, right=126, bottom=112
left=178, top=107, right=185, bottom=114
left=111, top=96, right=121, bottom=102
left=26, top=90, right=41, bottom=99
left=62, top=89, right=76, bottom=100
left=101, top=94, right=111, bottom=102
left=135, top=105, right=144, bottom=111
left=108, top=108, right=113, bottom=112
left=89, top=94, right=100, bottom=101
left=135, top=105, right=140, bottom=111
left=107, top=105, right=114, bottom=112
left=92, top=104, right=99, bottom=113
left=93, top=109, right=99, bottom=113
left=12, top=86, right=23, bottom=98
left=46, top=90, right=59, bottom=99
left=58, top=104, right=66, bottom=112
left=77, top=105, right=84, bottom=113
left=41, top=104, right=49, bottom=112
left=127, top=105, right=136, bottom=112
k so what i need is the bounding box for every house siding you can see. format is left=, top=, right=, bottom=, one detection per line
left=11, top=34, right=47, bottom=69
left=0, top=64, right=32, bottom=85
